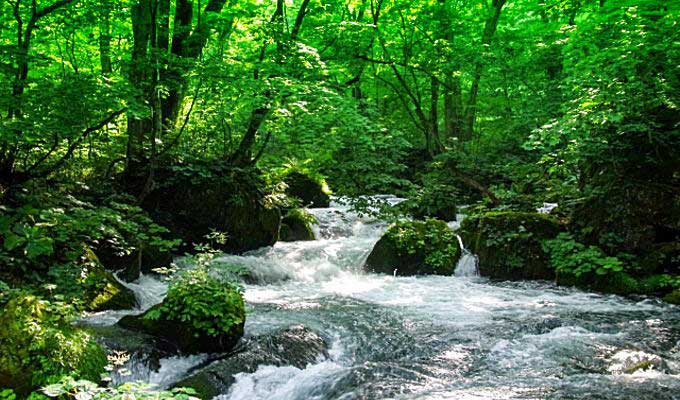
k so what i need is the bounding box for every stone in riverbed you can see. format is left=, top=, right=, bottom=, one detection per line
left=172, top=325, right=328, bottom=399
left=459, top=211, right=561, bottom=280
left=280, top=208, right=316, bottom=242
left=365, top=219, right=461, bottom=276
left=284, top=171, right=331, bottom=208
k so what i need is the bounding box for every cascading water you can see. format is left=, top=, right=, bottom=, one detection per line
left=82, top=197, right=680, bottom=398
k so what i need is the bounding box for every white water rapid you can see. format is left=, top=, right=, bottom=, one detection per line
left=82, top=197, right=680, bottom=399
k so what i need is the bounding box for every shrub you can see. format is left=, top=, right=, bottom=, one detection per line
left=0, top=295, right=107, bottom=395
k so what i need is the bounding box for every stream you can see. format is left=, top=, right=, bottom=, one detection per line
left=83, top=197, right=680, bottom=400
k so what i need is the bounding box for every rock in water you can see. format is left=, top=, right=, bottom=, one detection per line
left=365, top=219, right=461, bottom=276
left=118, top=270, right=245, bottom=354
left=284, top=172, right=331, bottom=208
left=172, top=325, right=328, bottom=399
left=280, top=209, right=316, bottom=242
left=459, top=211, right=561, bottom=280
left=140, top=162, right=280, bottom=254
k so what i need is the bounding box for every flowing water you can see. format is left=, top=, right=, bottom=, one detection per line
left=84, top=197, right=680, bottom=399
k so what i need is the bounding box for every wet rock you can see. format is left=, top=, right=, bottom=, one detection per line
left=608, top=350, right=666, bottom=374
left=284, top=172, right=331, bottom=208
left=365, top=219, right=461, bottom=276
left=80, top=247, right=138, bottom=311
left=172, top=325, right=329, bottom=399
left=280, top=209, right=316, bottom=242
left=140, top=162, right=281, bottom=254
left=459, top=211, right=561, bottom=280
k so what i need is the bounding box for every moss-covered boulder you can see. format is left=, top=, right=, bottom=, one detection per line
left=280, top=209, right=316, bottom=242
left=118, top=268, right=245, bottom=354
left=172, top=325, right=328, bottom=399
left=78, top=247, right=137, bottom=311
left=0, top=295, right=107, bottom=396
left=556, top=272, right=641, bottom=296
left=663, top=289, right=680, bottom=305
left=284, top=171, right=331, bottom=208
left=460, top=212, right=561, bottom=280
left=365, top=219, right=461, bottom=276
left=140, top=162, right=281, bottom=254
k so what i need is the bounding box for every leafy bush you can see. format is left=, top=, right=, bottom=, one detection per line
left=0, top=295, right=107, bottom=394
left=542, top=233, right=626, bottom=278
left=0, top=191, right=178, bottom=279
left=145, top=268, right=245, bottom=338
left=42, top=377, right=198, bottom=400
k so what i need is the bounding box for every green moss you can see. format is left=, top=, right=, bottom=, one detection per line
left=280, top=209, right=316, bottom=242
left=0, top=295, right=107, bottom=396
left=80, top=248, right=137, bottom=311
left=119, top=269, right=245, bottom=354
left=284, top=171, right=331, bottom=208
left=365, top=219, right=461, bottom=276
left=663, top=289, right=680, bottom=305
left=460, top=211, right=561, bottom=280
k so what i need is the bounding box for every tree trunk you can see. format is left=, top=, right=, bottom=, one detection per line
left=464, top=0, right=506, bottom=139
left=99, top=0, right=113, bottom=74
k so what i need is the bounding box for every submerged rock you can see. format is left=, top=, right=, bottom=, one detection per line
left=139, top=163, right=280, bottom=254
left=365, top=219, right=461, bottom=276
left=284, top=172, right=331, bottom=208
left=460, top=211, right=561, bottom=280
left=172, top=325, right=328, bottom=399
left=608, top=350, right=666, bottom=374
left=280, top=209, right=316, bottom=242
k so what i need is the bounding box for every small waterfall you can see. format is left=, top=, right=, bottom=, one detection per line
left=118, top=273, right=168, bottom=311
left=454, top=234, right=479, bottom=277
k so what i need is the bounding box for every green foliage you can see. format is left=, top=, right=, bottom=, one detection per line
left=0, top=295, right=107, bottom=393
left=543, top=233, right=626, bottom=278
left=0, top=191, right=178, bottom=279
left=145, top=267, right=245, bottom=338
left=386, top=220, right=460, bottom=273
left=42, top=377, right=198, bottom=400
left=285, top=208, right=318, bottom=227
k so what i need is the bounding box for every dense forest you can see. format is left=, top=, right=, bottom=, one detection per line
left=0, top=0, right=678, bottom=398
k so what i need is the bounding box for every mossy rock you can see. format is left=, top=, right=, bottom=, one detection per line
left=172, top=325, right=328, bottom=399
left=460, top=211, right=561, bottom=280
left=141, top=163, right=281, bottom=254
left=80, top=247, right=137, bottom=311
left=284, top=171, right=331, bottom=208
left=556, top=272, right=641, bottom=296
left=0, top=295, right=107, bottom=396
left=365, top=219, right=461, bottom=276
left=280, top=209, right=316, bottom=242
left=638, top=242, right=680, bottom=275
left=118, top=270, right=245, bottom=354
left=663, top=289, right=680, bottom=305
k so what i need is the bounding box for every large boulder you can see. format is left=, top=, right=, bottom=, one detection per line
left=284, top=172, right=331, bottom=208
left=365, top=219, right=461, bottom=276
left=172, top=325, right=328, bottom=399
left=460, top=212, right=561, bottom=280
left=280, top=209, right=316, bottom=242
left=118, top=269, right=245, bottom=354
left=141, top=163, right=281, bottom=254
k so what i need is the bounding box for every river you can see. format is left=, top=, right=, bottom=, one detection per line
left=84, top=197, right=680, bottom=399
